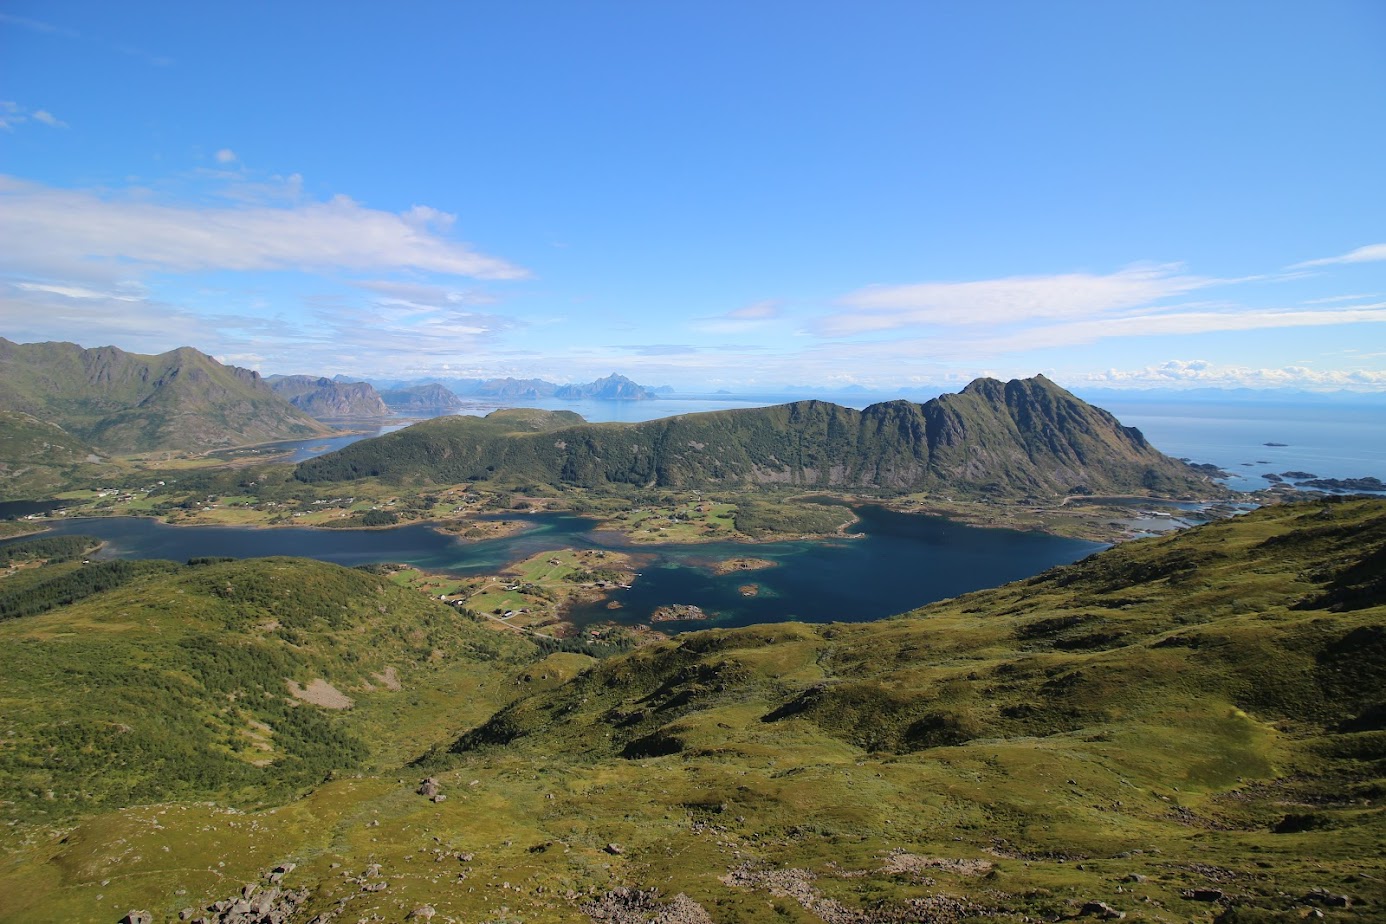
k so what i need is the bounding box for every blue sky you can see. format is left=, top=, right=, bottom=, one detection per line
left=2, top=1, right=1384, bottom=392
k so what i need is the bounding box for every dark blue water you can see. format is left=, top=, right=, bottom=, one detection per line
left=0, top=499, right=67, bottom=520
left=567, top=505, right=1103, bottom=630
left=6, top=508, right=1102, bottom=631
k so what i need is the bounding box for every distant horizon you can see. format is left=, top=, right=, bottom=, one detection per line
left=8, top=333, right=1386, bottom=401
left=2, top=3, right=1384, bottom=392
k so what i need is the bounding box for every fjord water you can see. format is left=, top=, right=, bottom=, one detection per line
left=13, top=508, right=1102, bottom=630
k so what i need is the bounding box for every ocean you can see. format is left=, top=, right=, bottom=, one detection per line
left=1097, top=398, right=1386, bottom=493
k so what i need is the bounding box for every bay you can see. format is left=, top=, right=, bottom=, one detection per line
left=6, top=508, right=1103, bottom=632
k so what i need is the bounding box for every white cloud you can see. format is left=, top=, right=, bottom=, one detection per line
left=977, top=303, right=1386, bottom=354
left=0, top=278, right=227, bottom=350
left=0, top=175, right=528, bottom=281
left=1293, top=243, right=1386, bottom=269
left=215, top=148, right=237, bottom=164
left=827, top=264, right=1213, bottom=335
left=0, top=103, right=68, bottom=130
left=352, top=279, right=499, bottom=308
left=14, top=281, right=145, bottom=301
left=1082, top=360, right=1386, bottom=391
left=32, top=109, right=67, bottom=128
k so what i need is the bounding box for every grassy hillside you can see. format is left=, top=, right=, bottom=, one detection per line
left=0, top=410, right=111, bottom=501
left=0, top=557, right=540, bottom=828
left=295, top=375, right=1218, bottom=501
left=1, top=500, right=1381, bottom=923
left=0, top=338, right=332, bottom=452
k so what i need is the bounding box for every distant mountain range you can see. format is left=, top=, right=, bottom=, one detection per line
left=377, top=383, right=465, bottom=410
left=267, top=375, right=390, bottom=418
left=0, top=338, right=330, bottom=453
left=377, top=372, right=666, bottom=401
left=297, top=374, right=1219, bottom=499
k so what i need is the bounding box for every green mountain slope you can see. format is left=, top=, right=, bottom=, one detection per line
left=296, top=374, right=1217, bottom=499
left=0, top=410, right=103, bottom=500
left=0, top=338, right=332, bottom=452
left=455, top=498, right=1386, bottom=763
left=2, top=500, right=1381, bottom=922
left=0, top=557, right=539, bottom=824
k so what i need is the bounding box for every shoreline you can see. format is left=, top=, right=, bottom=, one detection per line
left=4, top=486, right=1243, bottom=547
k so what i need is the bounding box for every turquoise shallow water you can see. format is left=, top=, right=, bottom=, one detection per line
left=6, top=506, right=1103, bottom=631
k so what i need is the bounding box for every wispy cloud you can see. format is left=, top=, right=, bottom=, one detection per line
left=0, top=101, right=67, bottom=131
left=975, top=303, right=1386, bottom=355
left=693, top=298, right=785, bottom=334
left=0, top=11, right=171, bottom=66
left=215, top=148, right=238, bottom=164
left=0, top=277, right=246, bottom=351
left=0, top=175, right=528, bottom=282
left=827, top=264, right=1213, bottom=335
left=0, top=12, right=79, bottom=39
left=352, top=279, right=499, bottom=308
left=1293, top=243, right=1386, bottom=269
left=1082, top=359, right=1386, bottom=390
left=610, top=344, right=704, bottom=356
left=32, top=109, right=67, bottom=128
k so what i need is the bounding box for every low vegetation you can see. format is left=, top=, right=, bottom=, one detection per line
left=0, top=498, right=1381, bottom=923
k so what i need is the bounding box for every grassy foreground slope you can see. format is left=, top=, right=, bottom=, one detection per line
left=0, top=557, right=540, bottom=827
left=1, top=500, right=1383, bottom=923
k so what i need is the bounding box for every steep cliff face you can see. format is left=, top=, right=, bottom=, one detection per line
left=268, top=375, right=391, bottom=418
left=297, top=375, right=1216, bottom=499
left=0, top=338, right=332, bottom=452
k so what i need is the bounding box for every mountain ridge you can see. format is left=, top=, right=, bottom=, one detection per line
left=0, top=338, right=332, bottom=452
left=296, top=374, right=1218, bottom=499
left=378, top=382, right=465, bottom=410
left=267, top=374, right=390, bottom=418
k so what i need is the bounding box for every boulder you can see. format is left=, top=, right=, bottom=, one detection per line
left=1080, top=901, right=1126, bottom=919
left=1183, top=888, right=1225, bottom=902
